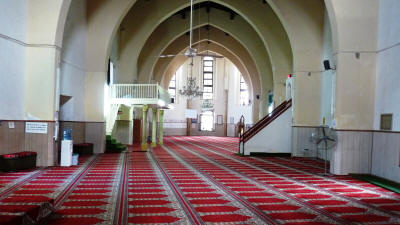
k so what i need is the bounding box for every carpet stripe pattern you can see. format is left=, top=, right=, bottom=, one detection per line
left=48, top=154, right=123, bottom=225
left=171, top=136, right=400, bottom=224
left=0, top=155, right=94, bottom=224
left=1, top=136, right=400, bottom=224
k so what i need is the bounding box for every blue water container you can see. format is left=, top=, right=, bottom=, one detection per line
left=63, top=129, right=72, bottom=140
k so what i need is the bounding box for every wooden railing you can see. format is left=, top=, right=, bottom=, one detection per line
left=240, top=99, right=292, bottom=143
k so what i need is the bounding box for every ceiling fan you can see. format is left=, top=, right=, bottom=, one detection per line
left=159, top=0, right=223, bottom=59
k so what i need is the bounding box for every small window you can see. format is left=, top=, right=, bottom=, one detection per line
left=204, top=61, right=213, bottom=67
left=380, top=114, right=393, bottom=130
left=203, top=57, right=214, bottom=99
left=204, top=67, right=213, bottom=72
left=204, top=73, right=213, bottom=79
left=203, top=93, right=213, bottom=99
left=204, top=80, right=213, bottom=86
left=168, top=74, right=177, bottom=103
left=240, top=76, right=249, bottom=105
left=203, top=87, right=213, bottom=93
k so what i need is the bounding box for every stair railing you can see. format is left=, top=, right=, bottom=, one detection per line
left=240, top=99, right=292, bottom=144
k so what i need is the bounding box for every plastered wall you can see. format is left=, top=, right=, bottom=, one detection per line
left=370, top=0, right=400, bottom=183
left=60, top=0, right=87, bottom=122
left=0, top=0, right=28, bottom=120
left=374, top=0, right=400, bottom=132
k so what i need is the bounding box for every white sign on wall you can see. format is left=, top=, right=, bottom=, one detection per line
left=164, top=122, right=187, bottom=129
left=8, top=122, right=15, bottom=129
left=26, top=122, right=48, bottom=134
left=185, top=109, right=197, bottom=119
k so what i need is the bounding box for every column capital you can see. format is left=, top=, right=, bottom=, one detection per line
left=142, top=105, right=149, bottom=112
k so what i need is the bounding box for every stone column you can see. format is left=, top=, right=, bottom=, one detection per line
left=151, top=108, right=157, bottom=147
left=158, top=109, right=164, bottom=145
left=141, top=105, right=148, bottom=151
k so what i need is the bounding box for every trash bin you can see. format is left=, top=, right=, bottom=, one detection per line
left=72, top=153, right=79, bottom=165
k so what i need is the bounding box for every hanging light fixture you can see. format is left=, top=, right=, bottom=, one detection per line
left=201, top=99, right=214, bottom=110
left=179, top=58, right=203, bottom=99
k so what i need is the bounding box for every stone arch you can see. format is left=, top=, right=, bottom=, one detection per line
left=149, top=27, right=261, bottom=122
left=55, top=0, right=73, bottom=47
left=159, top=42, right=254, bottom=97
left=118, top=0, right=292, bottom=87
left=136, top=8, right=270, bottom=92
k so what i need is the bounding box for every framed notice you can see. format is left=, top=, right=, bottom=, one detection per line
left=26, top=122, right=48, bottom=134
left=217, top=115, right=223, bottom=125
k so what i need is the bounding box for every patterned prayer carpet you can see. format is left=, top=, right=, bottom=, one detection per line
left=1, top=136, right=400, bottom=224
left=0, top=155, right=93, bottom=224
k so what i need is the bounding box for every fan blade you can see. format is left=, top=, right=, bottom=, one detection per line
left=159, top=54, right=184, bottom=58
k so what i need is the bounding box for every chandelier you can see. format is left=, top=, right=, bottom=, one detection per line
left=179, top=58, right=203, bottom=99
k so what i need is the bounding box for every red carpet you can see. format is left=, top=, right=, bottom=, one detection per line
left=164, top=136, right=400, bottom=224
left=0, top=155, right=93, bottom=224
left=48, top=154, right=122, bottom=225
left=1, top=136, right=400, bottom=224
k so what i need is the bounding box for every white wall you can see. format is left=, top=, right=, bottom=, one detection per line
left=374, top=0, right=400, bottom=131
left=371, top=132, right=400, bottom=183
left=371, top=0, right=400, bottom=182
left=110, top=34, right=119, bottom=84
left=244, top=107, right=292, bottom=155
left=164, top=63, right=188, bottom=125
left=0, top=0, right=28, bottom=119
left=227, top=62, right=253, bottom=125
left=60, top=0, right=87, bottom=121
left=320, top=8, right=335, bottom=127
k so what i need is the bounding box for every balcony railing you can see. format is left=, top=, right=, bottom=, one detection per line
left=109, top=84, right=171, bottom=107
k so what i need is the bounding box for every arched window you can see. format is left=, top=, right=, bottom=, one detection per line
left=203, top=57, right=214, bottom=99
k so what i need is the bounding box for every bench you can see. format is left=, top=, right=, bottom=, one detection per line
left=0, top=151, right=37, bottom=172
left=73, top=143, right=94, bottom=155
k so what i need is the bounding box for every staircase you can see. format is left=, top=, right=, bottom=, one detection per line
left=106, top=104, right=120, bottom=135
left=106, top=135, right=127, bottom=153
left=239, top=99, right=292, bottom=155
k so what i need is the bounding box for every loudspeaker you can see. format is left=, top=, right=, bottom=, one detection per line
left=323, top=60, right=331, bottom=70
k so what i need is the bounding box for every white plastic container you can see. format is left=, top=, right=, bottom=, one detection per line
left=61, top=140, right=73, bottom=166
left=72, top=153, right=79, bottom=165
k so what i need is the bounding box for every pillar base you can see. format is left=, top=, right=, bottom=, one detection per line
left=158, top=141, right=163, bottom=145
left=141, top=143, right=148, bottom=151
left=151, top=142, right=157, bottom=147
